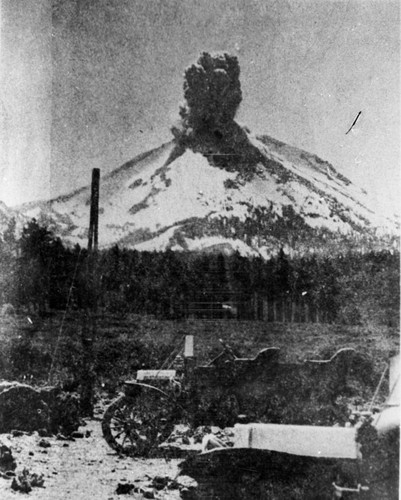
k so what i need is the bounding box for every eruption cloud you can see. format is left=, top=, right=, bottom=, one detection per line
left=173, top=52, right=242, bottom=140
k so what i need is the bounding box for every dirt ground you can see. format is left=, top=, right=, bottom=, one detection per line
left=0, top=409, right=183, bottom=500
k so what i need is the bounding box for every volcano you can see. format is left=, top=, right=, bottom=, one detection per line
left=15, top=125, right=398, bottom=258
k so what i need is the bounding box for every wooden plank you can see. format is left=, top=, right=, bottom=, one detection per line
left=184, top=335, right=194, bottom=358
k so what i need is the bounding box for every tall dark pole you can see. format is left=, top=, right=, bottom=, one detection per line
left=88, top=168, right=100, bottom=253
left=81, top=168, right=100, bottom=418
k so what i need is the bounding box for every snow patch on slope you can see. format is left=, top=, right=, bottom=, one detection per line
left=132, top=149, right=236, bottom=232
left=184, top=236, right=259, bottom=256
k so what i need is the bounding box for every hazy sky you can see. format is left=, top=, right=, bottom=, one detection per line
left=0, top=0, right=399, bottom=217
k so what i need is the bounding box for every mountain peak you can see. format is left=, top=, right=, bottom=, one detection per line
left=11, top=124, right=398, bottom=258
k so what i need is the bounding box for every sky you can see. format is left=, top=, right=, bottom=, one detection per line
left=0, top=0, right=399, bottom=218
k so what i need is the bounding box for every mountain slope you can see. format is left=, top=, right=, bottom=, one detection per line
left=0, top=201, right=27, bottom=239
left=16, top=128, right=399, bottom=257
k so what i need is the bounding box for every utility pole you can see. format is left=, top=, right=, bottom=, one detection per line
left=88, top=169, right=100, bottom=253
left=81, top=168, right=100, bottom=417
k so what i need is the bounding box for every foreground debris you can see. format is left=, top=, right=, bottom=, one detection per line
left=0, top=442, right=16, bottom=475
left=160, top=424, right=234, bottom=456
left=0, top=381, right=80, bottom=435
left=11, top=468, right=44, bottom=493
left=0, top=418, right=182, bottom=500
left=115, top=474, right=197, bottom=499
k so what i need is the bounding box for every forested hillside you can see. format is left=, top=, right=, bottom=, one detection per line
left=0, top=219, right=398, bottom=327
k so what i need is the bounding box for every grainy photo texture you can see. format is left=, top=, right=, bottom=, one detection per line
left=0, top=1, right=399, bottom=499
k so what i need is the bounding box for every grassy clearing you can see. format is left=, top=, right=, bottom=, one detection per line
left=0, top=313, right=398, bottom=388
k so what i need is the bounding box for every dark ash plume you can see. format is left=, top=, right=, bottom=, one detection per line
left=172, top=52, right=242, bottom=140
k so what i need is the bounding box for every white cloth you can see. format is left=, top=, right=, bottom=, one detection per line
left=233, top=423, right=360, bottom=459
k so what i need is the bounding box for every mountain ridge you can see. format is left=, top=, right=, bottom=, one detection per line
left=4, top=126, right=399, bottom=258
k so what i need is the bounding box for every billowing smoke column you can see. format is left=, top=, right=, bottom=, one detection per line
left=173, top=52, right=242, bottom=140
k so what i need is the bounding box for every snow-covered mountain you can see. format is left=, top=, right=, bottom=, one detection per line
left=12, top=127, right=400, bottom=257
left=0, top=201, right=27, bottom=239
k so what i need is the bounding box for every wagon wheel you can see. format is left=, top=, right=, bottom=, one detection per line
left=101, top=386, right=175, bottom=457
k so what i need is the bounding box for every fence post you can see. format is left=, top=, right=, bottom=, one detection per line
left=291, top=300, right=296, bottom=323
left=263, top=298, right=268, bottom=322
left=304, top=302, right=309, bottom=323
left=253, top=292, right=258, bottom=320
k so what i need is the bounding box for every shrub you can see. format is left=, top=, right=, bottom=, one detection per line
left=8, top=337, right=52, bottom=380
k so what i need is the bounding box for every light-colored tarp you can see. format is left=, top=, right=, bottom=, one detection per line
left=233, top=423, right=360, bottom=459
left=373, top=406, right=399, bottom=434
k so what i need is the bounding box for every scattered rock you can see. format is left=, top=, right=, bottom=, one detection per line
left=0, top=470, right=16, bottom=480
left=167, top=479, right=179, bottom=490
left=162, top=424, right=234, bottom=456
left=115, top=482, right=135, bottom=494
left=113, top=474, right=192, bottom=499
left=38, top=428, right=50, bottom=437
left=180, top=487, right=191, bottom=499
left=56, top=433, right=69, bottom=441
left=11, top=476, right=32, bottom=493
left=71, top=431, right=84, bottom=439
left=29, top=472, right=45, bottom=487
left=176, top=475, right=198, bottom=489
left=10, top=468, right=44, bottom=493
left=11, top=429, right=25, bottom=437
left=0, top=442, right=16, bottom=472
left=38, top=439, right=51, bottom=448
left=152, top=475, right=169, bottom=490
left=142, top=487, right=155, bottom=498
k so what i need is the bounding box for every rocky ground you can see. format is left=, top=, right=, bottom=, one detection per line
left=0, top=402, right=398, bottom=500
left=0, top=406, right=191, bottom=500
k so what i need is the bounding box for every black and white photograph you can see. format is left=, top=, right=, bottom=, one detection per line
left=0, top=1, right=399, bottom=498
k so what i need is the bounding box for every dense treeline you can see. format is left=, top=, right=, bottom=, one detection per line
left=0, top=219, right=399, bottom=326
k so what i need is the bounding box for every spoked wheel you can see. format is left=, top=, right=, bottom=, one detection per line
left=101, top=385, right=176, bottom=457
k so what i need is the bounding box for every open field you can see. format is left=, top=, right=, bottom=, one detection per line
left=0, top=313, right=398, bottom=390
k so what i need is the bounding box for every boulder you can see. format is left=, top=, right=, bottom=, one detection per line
left=0, top=383, right=50, bottom=433
left=0, top=381, right=80, bottom=435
